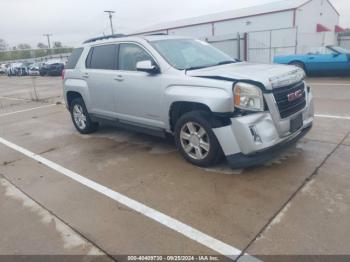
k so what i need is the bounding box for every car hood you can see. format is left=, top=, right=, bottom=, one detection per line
left=186, top=62, right=305, bottom=90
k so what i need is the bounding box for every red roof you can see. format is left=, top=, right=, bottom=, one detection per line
left=335, top=25, right=345, bottom=33
left=317, top=24, right=331, bottom=32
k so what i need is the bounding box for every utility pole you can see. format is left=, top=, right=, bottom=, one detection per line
left=104, top=10, right=115, bottom=35
left=43, top=34, right=52, bottom=48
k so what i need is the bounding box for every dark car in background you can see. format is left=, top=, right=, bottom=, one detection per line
left=39, top=61, right=65, bottom=76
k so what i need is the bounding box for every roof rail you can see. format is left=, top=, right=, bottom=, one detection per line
left=83, top=34, right=126, bottom=44
left=145, top=33, right=168, bottom=36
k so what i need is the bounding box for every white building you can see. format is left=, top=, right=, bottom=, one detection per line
left=131, top=0, right=342, bottom=63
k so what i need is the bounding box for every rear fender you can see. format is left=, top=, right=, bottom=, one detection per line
left=64, top=78, right=90, bottom=109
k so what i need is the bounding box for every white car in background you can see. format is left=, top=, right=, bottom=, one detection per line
left=0, top=64, right=8, bottom=75
left=28, top=62, right=43, bottom=76
left=7, top=63, right=28, bottom=76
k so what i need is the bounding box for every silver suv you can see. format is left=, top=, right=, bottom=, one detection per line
left=63, top=35, right=314, bottom=169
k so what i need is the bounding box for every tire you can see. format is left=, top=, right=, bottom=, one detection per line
left=70, top=98, right=99, bottom=134
left=174, top=111, right=223, bottom=167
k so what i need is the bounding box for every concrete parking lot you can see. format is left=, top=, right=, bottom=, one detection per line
left=0, top=76, right=350, bottom=261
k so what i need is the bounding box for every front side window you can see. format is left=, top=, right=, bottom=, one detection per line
left=87, top=44, right=117, bottom=70
left=118, top=43, right=154, bottom=71
left=151, top=39, right=236, bottom=70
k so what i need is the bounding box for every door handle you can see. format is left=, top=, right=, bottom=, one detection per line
left=82, top=73, right=89, bottom=79
left=114, top=75, right=124, bottom=81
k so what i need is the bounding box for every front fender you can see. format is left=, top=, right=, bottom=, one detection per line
left=163, top=85, right=233, bottom=130
left=164, top=85, right=233, bottom=114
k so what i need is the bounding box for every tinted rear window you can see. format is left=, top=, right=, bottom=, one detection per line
left=65, top=48, right=83, bottom=69
left=87, top=44, right=117, bottom=70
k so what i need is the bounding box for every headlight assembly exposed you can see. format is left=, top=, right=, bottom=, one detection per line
left=233, top=82, right=264, bottom=112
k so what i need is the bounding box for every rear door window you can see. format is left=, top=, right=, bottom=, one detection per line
left=87, top=44, right=117, bottom=70
left=65, top=48, right=84, bottom=69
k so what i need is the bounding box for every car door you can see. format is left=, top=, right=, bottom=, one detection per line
left=84, top=44, right=118, bottom=118
left=305, top=47, right=348, bottom=74
left=114, top=43, right=164, bottom=128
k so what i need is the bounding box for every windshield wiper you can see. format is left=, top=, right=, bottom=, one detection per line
left=185, top=60, right=237, bottom=73
left=185, top=65, right=210, bottom=71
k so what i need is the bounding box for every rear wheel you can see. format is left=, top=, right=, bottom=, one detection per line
left=70, top=98, right=99, bottom=134
left=175, top=111, right=223, bottom=167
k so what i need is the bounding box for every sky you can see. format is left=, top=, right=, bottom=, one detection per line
left=0, top=0, right=349, bottom=48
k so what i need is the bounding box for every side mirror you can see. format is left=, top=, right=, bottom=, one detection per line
left=333, top=53, right=340, bottom=57
left=136, top=60, right=159, bottom=74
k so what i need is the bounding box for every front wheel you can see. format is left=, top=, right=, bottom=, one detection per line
left=290, top=61, right=307, bottom=75
left=70, top=98, right=99, bottom=134
left=174, top=111, right=223, bottom=167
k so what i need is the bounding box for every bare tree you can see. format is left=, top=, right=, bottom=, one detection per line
left=0, top=39, right=8, bottom=51
left=37, top=42, right=48, bottom=49
left=53, top=41, right=63, bottom=48
left=17, top=43, right=32, bottom=50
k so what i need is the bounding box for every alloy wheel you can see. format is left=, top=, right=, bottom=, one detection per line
left=180, top=122, right=210, bottom=160
left=73, top=104, right=87, bottom=130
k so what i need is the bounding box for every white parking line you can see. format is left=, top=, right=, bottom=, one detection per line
left=0, top=136, right=251, bottom=261
left=308, top=83, right=350, bottom=86
left=0, top=104, right=57, bottom=117
left=0, top=96, right=31, bottom=101
left=315, top=114, right=350, bottom=120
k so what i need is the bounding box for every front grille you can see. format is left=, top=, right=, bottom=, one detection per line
left=272, top=82, right=306, bottom=119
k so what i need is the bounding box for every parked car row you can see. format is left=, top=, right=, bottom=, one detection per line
left=0, top=59, right=66, bottom=77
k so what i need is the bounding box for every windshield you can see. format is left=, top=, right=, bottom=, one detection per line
left=151, top=39, right=237, bottom=70
left=328, top=46, right=350, bottom=54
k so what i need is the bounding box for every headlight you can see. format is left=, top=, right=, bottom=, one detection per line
left=233, top=83, right=264, bottom=112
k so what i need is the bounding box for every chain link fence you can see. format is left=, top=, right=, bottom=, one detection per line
left=0, top=48, right=73, bottom=63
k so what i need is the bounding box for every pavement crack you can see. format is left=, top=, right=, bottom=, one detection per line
left=2, top=158, right=22, bottom=166
left=237, top=130, right=350, bottom=260
left=39, top=147, right=58, bottom=155
left=303, top=137, right=338, bottom=145
left=117, top=205, right=135, bottom=213
left=0, top=173, right=118, bottom=262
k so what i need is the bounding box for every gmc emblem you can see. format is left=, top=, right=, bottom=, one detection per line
left=287, top=90, right=303, bottom=102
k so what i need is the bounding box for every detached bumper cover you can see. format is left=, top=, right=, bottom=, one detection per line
left=226, top=125, right=312, bottom=169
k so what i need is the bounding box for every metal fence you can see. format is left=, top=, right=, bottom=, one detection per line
left=338, top=36, right=350, bottom=50
left=0, top=48, right=73, bottom=63
left=247, top=27, right=297, bottom=63
left=203, top=33, right=245, bottom=61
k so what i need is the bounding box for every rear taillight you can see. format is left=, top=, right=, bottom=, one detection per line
left=61, top=69, right=65, bottom=80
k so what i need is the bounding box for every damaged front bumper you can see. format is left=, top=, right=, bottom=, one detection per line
left=225, top=125, right=311, bottom=169
left=213, top=87, right=314, bottom=169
